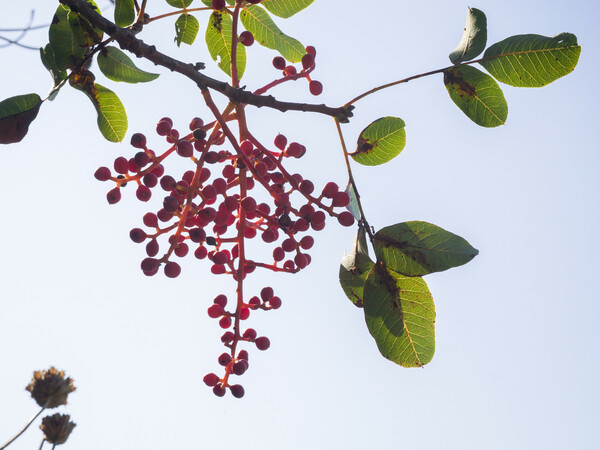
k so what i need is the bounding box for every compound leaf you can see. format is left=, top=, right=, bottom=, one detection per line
left=261, top=0, right=315, bottom=18
left=350, top=117, right=406, bottom=166
left=240, top=5, right=305, bottom=62
left=97, top=46, right=159, bottom=83
left=363, top=263, right=435, bottom=367
left=205, top=11, right=246, bottom=78
left=175, top=13, right=200, bottom=46
left=114, top=0, right=135, bottom=27
left=340, top=227, right=374, bottom=307
left=373, top=221, right=478, bottom=277
left=479, top=33, right=581, bottom=87
left=444, top=65, right=507, bottom=127
left=0, top=94, right=42, bottom=144
left=449, top=7, right=487, bottom=64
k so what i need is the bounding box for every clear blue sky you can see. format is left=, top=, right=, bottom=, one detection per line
left=1, top=1, right=598, bottom=449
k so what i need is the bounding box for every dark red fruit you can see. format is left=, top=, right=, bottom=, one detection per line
left=218, top=352, right=232, bottom=366
left=94, top=166, right=111, bottom=181
left=211, top=0, right=225, bottom=10
left=164, top=261, right=181, bottom=278
left=232, top=361, right=247, bottom=376
left=219, top=316, right=232, bottom=329
left=286, top=142, right=303, bottom=158
left=240, top=31, right=254, bottom=46
left=260, top=287, right=274, bottom=301
left=129, top=228, right=147, bottom=243
left=298, top=180, right=314, bottom=195
left=255, top=336, right=270, bottom=351
left=146, top=239, right=159, bottom=257
left=309, top=80, right=323, bottom=96
left=114, top=157, right=129, bottom=174
left=274, top=133, right=287, bottom=150
left=176, top=140, right=194, bottom=157
left=230, top=384, right=245, bottom=398
left=269, top=296, right=282, bottom=309
left=337, top=211, right=355, bottom=227
left=322, top=182, right=339, bottom=198
left=272, top=56, right=286, bottom=70
left=301, top=53, right=315, bottom=70
left=156, top=120, right=172, bottom=136
left=283, top=65, right=297, bottom=76
left=305, top=45, right=316, bottom=56
left=107, top=187, right=121, bottom=204
left=130, top=133, right=147, bottom=149
left=203, top=373, right=220, bottom=387
left=299, top=235, right=314, bottom=250
left=136, top=185, right=152, bottom=202
left=243, top=328, right=257, bottom=340
left=213, top=385, right=226, bottom=397
left=332, top=191, right=350, bottom=207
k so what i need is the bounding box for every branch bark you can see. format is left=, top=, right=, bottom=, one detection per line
left=58, top=0, right=354, bottom=122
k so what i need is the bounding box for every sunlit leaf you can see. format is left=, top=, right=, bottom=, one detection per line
left=97, top=47, right=160, bottom=83
left=40, top=44, right=67, bottom=98
left=0, top=94, right=42, bottom=144
left=114, top=0, right=135, bottom=27
left=70, top=70, right=127, bottom=142
left=49, top=5, right=85, bottom=70
left=373, top=221, right=478, bottom=277
left=205, top=11, right=246, bottom=78
left=340, top=227, right=374, bottom=307
left=449, top=7, right=487, bottom=64
left=175, top=13, right=200, bottom=46
left=240, top=5, right=305, bottom=62
left=166, top=0, right=194, bottom=7
left=363, top=263, right=435, bottom=367
left=345, top=182, right=361, bottom=221
left=350, top=117, right=406, bottom=166
left=444, top=65, right=507, bottom=127
left=261, top=0, right=315, bottom=18
left=479, top=33, right=581, bottom=87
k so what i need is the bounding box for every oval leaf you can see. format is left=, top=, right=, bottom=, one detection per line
left=340, top=227, right=374, bottom=307
left=373, top=221, right=478, bottom=277
left=114, top=0, right=135, bottom=27
left=261, top=0, right=315, bottom=18
left=479, top=33, right=581, bottom=87
left=240, top=5, right=305, bottom=62
left=444, top=65, right=507, bottom=128
left=0, top=94, right=42, bottom=144
left=345, top=182, right=361, bottom=221
left=350, top=117, right=406, bottom=166
left=205, top=11, right=246, bottom=78
left=97, top=46, right=159, bottom=83
left=449, top=7, right=487, bottom=64
left=363, top=264, right=435, bottom=367
left=49, top=5, right=85, bottom=70
left=175, top=13, right=200, bottom=47
left=40, top=44, right=67, bottom=94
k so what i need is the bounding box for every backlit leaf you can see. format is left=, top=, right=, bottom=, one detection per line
left=166, top=0, right=194, bottom=7
left=240, top=5, right=305, bottom=62
left=97, top=46, right=160, bottom=83
left=175, top=13, right=200, bottom=46
left=205, top=11, right=246, bottom=78
left=114, top=0, right=135, bottom=27
left=373, top=221, right=478, bottom=277
left=261, top=0, right=315, bottom=18
left=449, top=7, right=487, bottom=64
left=444, top=65, right=507, bottom=127
left=0, top=94, right=42, bottom=144
left=479, top=33, right=581, bottom=87
left=40, top=44, right=67, bottom=96
left=340, top=227, right=374, bottom=307
left=345, top=182, right=361, bottom=221
left=363, top=263, right=435, bottom=367
left=49, top=5, right=84, bottom=70
left=350, top=117, right=406, bottom=166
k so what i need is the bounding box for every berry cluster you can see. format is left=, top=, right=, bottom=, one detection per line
left=94, top=113, right=354, bottom=397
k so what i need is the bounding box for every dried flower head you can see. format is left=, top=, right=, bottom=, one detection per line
left=25, top=367, right=76, bottom=408
left=40, top=413, right=76, bottom=445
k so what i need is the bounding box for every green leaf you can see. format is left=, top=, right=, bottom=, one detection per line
left=350, top=117, right=406, bottom=166
left=0, top=94, right=42, bottom=144
left=340, top=227, right=374, bottom=307
left=114, top=0, right=135, bottom=27
left=49, top=5, right=85, bottom=70
left=97, top=47, right=160, bottom=83
left=175, top=13, right=200, bottom=46
left=345, top=182, right=361, bottom=221
left=70, top=70, right=127, bottom=142
left=166, top=0, right=194, bottom=7
left=40, top=44, right=67, bottom=96
left=449, top=7, right=487, bottom=64
left=240, top=5, right=305, bottom=62
left=205, top=11, right=246, bottom=78
left=261, top=0, right=315, bottom=18
left=479, top=33, right=581, bottom=88
left=201, top=0, right=234, bottom=5
left=373, top=221, right=478, bottom=277
left=443, top=65, right=507, bottom=128
left=363, top=263, right=435, bottom=367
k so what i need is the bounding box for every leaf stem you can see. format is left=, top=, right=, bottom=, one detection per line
left=0, top=407, right=45, bottom=450
left=147, top=7, right=213, bottom=23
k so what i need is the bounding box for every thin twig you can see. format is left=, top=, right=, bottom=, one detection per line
left=0, top=407, right=45, bottom=450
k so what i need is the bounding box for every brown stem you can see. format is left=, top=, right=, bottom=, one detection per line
left=0, top=407, right=45, bottom=450
left=58, top=0, right=353, bottom=122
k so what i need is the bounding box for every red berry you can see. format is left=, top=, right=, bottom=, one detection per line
left=129, top=228, right=147, bottom=243
left=214, top=294, right=228, bottom=307
left=255, top=336, right=270, bottom=351
left=260, top=287, right=274, bottom=301
left=322, top=182, right=339, bottom=198
left=114, top=156, right=129, bottom=174
left=240, top=308, right=250, bottom=320
left=213, top=385, right=226, bottom=397
left=107, top=187, right=121, bottom=204
left=142, top=172, right=158, bottom=188
left=311, top=211, right=326, bottom=226
left=305, top=45, right=316, bottom=56
left=156, top=120, right=172, bottom=136
left=219, top=316, right=232, bottom=329
left=332, top=191, right=350, bottom=207
left=221, top=331, right=234, bottom=343
left=203, top=373, right=220, bottom=387
left=285, top=142, right=303, bottom=158
left=299, top=235, right=314, bottom=250
left=174, top=242, right=189, bottom=257
left=238, top=349, right=249, bottom=361
left=146, top=239, right=159, bottom=257
left=269, top=296, right=282, bottom=309
left=232, top=361, right=247, bottom=376
left=239, top=31, right=254, bottom=46
left=337, top=211, right=355, bottom=227
left=240, top=196, right=257, bottom=213
left=94, top=166, right=111, bottom=181
left=218, top=352, right=232, bottom=366
left=274, top=134, right=287, bottom=150
left=211, top=0, right=225, bottom=10
left=309, top=80, right=323, bottom=96
left=243, top=328, right=257, bottom=340
left=130, top=133, right=147, bottom=149
left=283, top=65, right=297, bottom=76
left=176, top=140, right=193, bottom=157
left=230, top=384, right=245, bottom=398
left=273, top=247, right=285, bottom=261
left=164, top=261, right=181, bottom=278
left=240, top=140, right=254, bottom=155
left=301, top=53, right=315, bottom=70
left=136, top=185, right=152, bottom=202
left=295, top=253, right=309, bottom=269
left=272, top=56, right=286, bottom=70
left=298, top=180, right=314, bottom=195
left=143, top=212, right=158, bottom=227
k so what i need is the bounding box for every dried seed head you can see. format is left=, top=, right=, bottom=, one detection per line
left=25, top=367, right=76, bottom=408
left=40, top=413, right=76, bottom=445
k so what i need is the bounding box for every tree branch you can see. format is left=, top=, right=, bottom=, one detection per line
left=58, top=0, right=354, bottom=122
